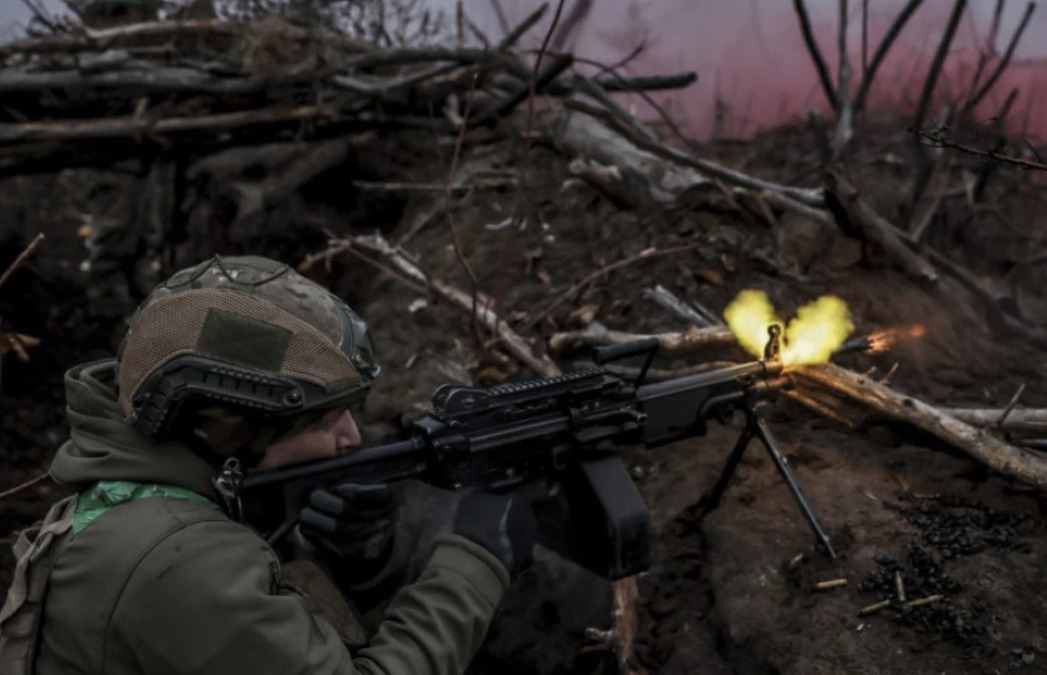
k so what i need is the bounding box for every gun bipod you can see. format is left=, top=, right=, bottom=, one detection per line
left=707, top=408, right=837, bottom=559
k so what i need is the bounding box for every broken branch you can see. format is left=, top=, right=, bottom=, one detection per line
left=792, top=363, right=1047, bottom=491
left=304, top=234, right=561, bottom=378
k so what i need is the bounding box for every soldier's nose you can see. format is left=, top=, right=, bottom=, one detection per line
left=331, top=409, right=361, bottom=450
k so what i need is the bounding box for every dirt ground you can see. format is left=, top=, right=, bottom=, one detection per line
left=2, top=122, right=1047, bottom=674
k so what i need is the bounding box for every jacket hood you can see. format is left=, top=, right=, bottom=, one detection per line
left=50, top=359, right=217, bottom=498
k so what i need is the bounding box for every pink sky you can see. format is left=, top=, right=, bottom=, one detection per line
left=463, top=0, right=1047, bottom=140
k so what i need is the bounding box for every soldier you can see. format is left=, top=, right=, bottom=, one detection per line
left=0, top=256, right=542, bottom=675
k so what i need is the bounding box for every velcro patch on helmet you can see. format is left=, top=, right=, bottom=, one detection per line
left=196, top=308, right=292, bottom=373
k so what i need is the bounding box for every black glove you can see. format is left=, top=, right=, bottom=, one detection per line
left=300, top=483, right=396, bottom=585
left=451, top=482, right=550, bottom=579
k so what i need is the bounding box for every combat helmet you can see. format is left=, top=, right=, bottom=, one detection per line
left=117, top=255, right=379, bottom=444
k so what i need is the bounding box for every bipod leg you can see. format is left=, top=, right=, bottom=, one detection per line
left=750, top=413, right=837, bottom=559
left=706, top=423, right=757, bottom=509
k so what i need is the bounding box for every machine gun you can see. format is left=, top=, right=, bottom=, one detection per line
left=219, top=330, right=836, bottom=581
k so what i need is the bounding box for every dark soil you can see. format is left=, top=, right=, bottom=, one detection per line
left=3, top=122, right=1047, bottom=674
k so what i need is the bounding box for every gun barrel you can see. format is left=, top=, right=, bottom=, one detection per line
left=242, top=436, right=427, bottom=491
left=636, top=360, right=777, bottom=402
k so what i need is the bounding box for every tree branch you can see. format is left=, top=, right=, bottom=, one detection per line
left=963, top=1, right=1037, bottom=114
left=854, top=0, right=926, bottom=114
left=793, top=0, right=838, bottom=110
left=913, top=0, right=967, bottom=129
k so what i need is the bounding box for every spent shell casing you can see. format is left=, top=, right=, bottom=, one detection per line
left=858, top=599, right=893, bottom=616
left=894, top=571, right=906, bottom=602
left=814, top=578, right=848, bottom=591
left=907, top=594, right=944, bottom=608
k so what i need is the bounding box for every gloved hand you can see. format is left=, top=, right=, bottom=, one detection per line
left=300, top=483, right=396, bottom=585
left=451, top=482, right=551, bottom=579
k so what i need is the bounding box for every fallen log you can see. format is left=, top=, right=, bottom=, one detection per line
left=792, top=364, right=1047, bottom=491
left=301, top=234, right=561, bottom=379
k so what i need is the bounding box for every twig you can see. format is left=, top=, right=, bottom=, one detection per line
left=496, top=3, right=549, bottom=51
left=300, top=240, right=428, bottom=296
left=910, top=166, right=948, bottom=241
left=527, top=244, right=700, bottom=330
left=995, top=383, right=1027, bottom=429
left=964, top=0, right=1005, bottom=108
left=793, top=0, right=838, bottom=110
left=313, top=234, right=561, bottom=378
left=861, top=0, right=869, bottom=78
left=493, top=0, right=567, bottom=340
left=913, top=0, right=967, bottom=130
left=559, top=56, right=697, bottom=150
left=854, top=0, right=926, bottom=114
left=487, top=0, right=511, bottom=36
left=642, top=285, right=718, bottom=328
left=963, top=2, right=1036, bottom=115
left=508, top=0, right=567, bottom=228
left=762, top=188, right=833, bottom=225
left=550, top=0, right=592, bottom=51
left=564, top=73, right=696, bottom=94
left=484, top=53, right=573, bottom=121
left=574, top=74, right=657, bottom=143
left=433, top=73, right=485, bottom=347
left=0, top=472, right=50, bottom=501
left=834, top=0, right=854, bottom=155
left=973, top=87, right=1020, bottom=201
left=913, top=128, right=1047, bottom=172
left=19, top=0, right=61, bottom=34
left=0, top=233, right=44, bottom=292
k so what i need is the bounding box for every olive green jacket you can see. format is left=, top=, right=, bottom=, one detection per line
left=32, top=360, right=509, bottom=675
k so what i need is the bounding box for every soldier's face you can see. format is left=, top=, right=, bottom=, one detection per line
left=255, top=408, right=361, bottom=471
